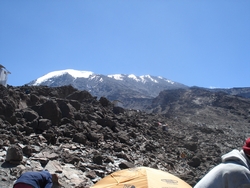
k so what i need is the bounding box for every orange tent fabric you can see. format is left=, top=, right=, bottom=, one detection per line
left=91, top=166, right=191, bottom=188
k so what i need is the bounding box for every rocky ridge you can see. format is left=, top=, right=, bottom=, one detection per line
left=0, top=85, right=249, bottom=187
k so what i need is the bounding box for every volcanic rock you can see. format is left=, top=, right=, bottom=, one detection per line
left=5, top=145, right=23, bottom=164
left=0, top=84, right=249, bottom=187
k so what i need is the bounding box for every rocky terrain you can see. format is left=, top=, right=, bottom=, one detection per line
left=0, top=84, right=249, bottom=187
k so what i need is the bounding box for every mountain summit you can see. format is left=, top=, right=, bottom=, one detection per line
left=28, top=69, right=188, bottom=104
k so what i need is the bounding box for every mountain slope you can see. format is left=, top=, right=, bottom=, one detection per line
left=209, top=87, right=250, bottom=98
left=0, top=84, right=249, bottom=187
left=145, top=87, right=250, bottom=137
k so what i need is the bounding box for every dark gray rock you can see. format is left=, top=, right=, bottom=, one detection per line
left=36, top=100, right=62, bottom=125
left=5, top=145, right=23, bottom=164
left=119, top=161, right=135, bottom=169
left=188, top=156, right=201, bottom=168
left=37, top=119, right=51, bottom=131
left=93, top=155, right=103, bottom=165
left=73, top=133, right=87, bottom=144
left=23, top=109, right=39, bottom=122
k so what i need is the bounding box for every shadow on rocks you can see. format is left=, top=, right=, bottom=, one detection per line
left=1, top=161, right=19, bottom=168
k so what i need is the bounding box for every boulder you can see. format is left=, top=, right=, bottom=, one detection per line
left=73, top=133, right=87, bottom=144
left=36, top=100, right=62, bottom=125
left=23, top=109, right=39, bottom=122
left=5, top=145, right=23, bottom=164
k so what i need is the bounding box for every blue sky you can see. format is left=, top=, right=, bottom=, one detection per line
left=1, top=1, right=250, bottom=88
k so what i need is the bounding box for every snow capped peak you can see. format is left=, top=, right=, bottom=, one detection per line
left=156, top=76, right=174, bottom=84
left=31, top=69, right=177, bottom=88
left=140, top=75, right=158, bottom=83
left=128, top=74, right=140, bottom=82
left=107, top=74, right=124, bottom=80
left=128, top=74, right=136, bottom=79
left=67, top=69, right=94, bottom=78
left=33, top=69, right=93, bottom=85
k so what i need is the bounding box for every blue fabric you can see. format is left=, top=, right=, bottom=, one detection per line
left=14, top=171, right=53, bottom=188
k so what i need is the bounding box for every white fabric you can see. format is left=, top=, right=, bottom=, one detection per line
left=0, top=68, right=7, bottom=86
left=194, top=149, right=250, bottom=188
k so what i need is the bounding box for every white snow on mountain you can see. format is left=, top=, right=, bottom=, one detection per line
left=89, top=75, right=97, bottom=80
left=107, top=74, right=124, bottom=80
left=32, top=69, right=176, bottom=86
left=109, top=74, right=159, bottom=83
left=128, top=74, right=140, bottom=82
left=107, top=74, right=173, bottom=84
left=33, top=69, right=93, bottom=85
left=158, top=76, right=174, bottom=84
left=139, top=75, right=158, bottom=83
left=166, top=80, right=174, bottom=84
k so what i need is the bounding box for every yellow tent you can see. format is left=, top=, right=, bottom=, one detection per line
left=91, top=166, right=191, bottom=188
